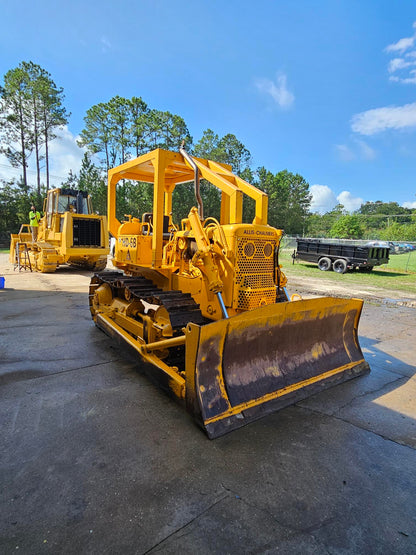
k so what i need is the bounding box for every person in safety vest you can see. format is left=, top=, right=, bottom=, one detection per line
left=29, top=205, right=41, bottom=241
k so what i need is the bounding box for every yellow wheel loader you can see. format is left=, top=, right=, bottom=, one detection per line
left=10, top=188, right=109, bottom=273
left=89, top=148, right=369, bottom=438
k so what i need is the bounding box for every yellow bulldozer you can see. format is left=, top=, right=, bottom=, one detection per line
left=10, top=187, right=109, bottom=272
left=89, top=147, right=369, bottom=438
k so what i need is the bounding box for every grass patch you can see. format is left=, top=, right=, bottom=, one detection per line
left=386, top=251, right=416, bottom=273
left=280, top=249, right=416, bottom=295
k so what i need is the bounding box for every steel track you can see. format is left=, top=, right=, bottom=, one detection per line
left=90, top=271, right=206, bottom=331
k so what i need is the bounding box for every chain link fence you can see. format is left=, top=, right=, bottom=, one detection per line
left=0, top=232, right=11, bottom=249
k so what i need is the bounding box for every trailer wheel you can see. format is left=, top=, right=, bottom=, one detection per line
left=318, top=257, right=332, bottom=271
left=333, top=259, right=347, bottom=274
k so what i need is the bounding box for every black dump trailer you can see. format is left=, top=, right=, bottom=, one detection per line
left=294, top=238, right=389, bottom=274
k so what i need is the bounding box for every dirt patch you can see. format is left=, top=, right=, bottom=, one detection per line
left=287, top=274, right=416, bottom=308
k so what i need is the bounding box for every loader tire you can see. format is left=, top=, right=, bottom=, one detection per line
left=333, top=259, right=347, bottom=274
left=318, top=257, right=332, bottom=271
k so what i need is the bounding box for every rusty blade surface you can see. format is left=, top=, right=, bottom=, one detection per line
left=189, top=297, right=370, bottom=438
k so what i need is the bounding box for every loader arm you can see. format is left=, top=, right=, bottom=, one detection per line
left=187, top=207, right=224, bottom=294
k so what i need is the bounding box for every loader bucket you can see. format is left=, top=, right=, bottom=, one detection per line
left=185, top=297, right=369, bottom=439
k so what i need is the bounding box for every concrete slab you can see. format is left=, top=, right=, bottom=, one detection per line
left=0, top=254, right=416, bottom=554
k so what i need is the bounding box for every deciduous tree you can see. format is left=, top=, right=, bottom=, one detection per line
left=0, top=177, right=42, bottom=233
left=306, top=204, right=346, bottom=237
left=329, top=214, right=365, bottom=239
left=256, top=167, right=311, bottom=234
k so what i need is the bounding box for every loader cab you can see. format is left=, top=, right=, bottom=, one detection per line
left=45, top=188, right=92, bottom=229
left=55, top=188, right=91, bottom=215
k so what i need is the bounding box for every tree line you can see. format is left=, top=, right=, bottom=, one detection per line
left=1, top=61, right=415, bottom=242
left=308, top=202, right=416, bottom=242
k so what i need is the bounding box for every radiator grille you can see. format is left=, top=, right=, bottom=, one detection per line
left=235, top=237, right=276, bottom=310
left=72, top=218, right=101, bottom=247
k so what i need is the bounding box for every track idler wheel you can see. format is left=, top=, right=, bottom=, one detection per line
left=91, top=283, right=113, bottom=318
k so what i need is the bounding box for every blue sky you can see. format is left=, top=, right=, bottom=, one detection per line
left=1, top=0, right=416, bottom=213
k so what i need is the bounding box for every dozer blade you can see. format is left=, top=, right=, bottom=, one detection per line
left=185, top=297, right=369, bottom=439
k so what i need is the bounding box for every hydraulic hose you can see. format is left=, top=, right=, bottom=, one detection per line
left=216, top=292, right=229, bottom=319
left=180, top=143, right=204, bottom=220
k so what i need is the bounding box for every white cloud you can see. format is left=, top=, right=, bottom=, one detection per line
left=348, top=23, right=416, bottom=141
left=392, top=69, right=416, bottom=85
left=310, top=185, right=337, bottom=213
left=337, top=191, right=363, bottom=212
left=385, top=22, right=416, bottom=84
left=101, top=36, right=112, bottom=53
left=255, top=72, right=294, bottom=109
left=389, top=68, right=416, bottom=84
left=355, top=139, right=376, bottom=160
left=334, top=144, right=355, bottom=161
left=403, top=200, right=416, bottom=209
left=388, top=57, right=416, bottom=83
left=385, top=22, right=416, bottom=53
left=48, top=126, right=86, bottom=182
left=310, top=185, right=363, bottom=214
left=385, top=36, right=415, bottom=54
left=0, top=126, right=85, bottom=188
left=334, top=140, right=376, bottom=161
left=388, top=57, right=416, bottom=73
left=351, top=102, right=416, bottom=135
